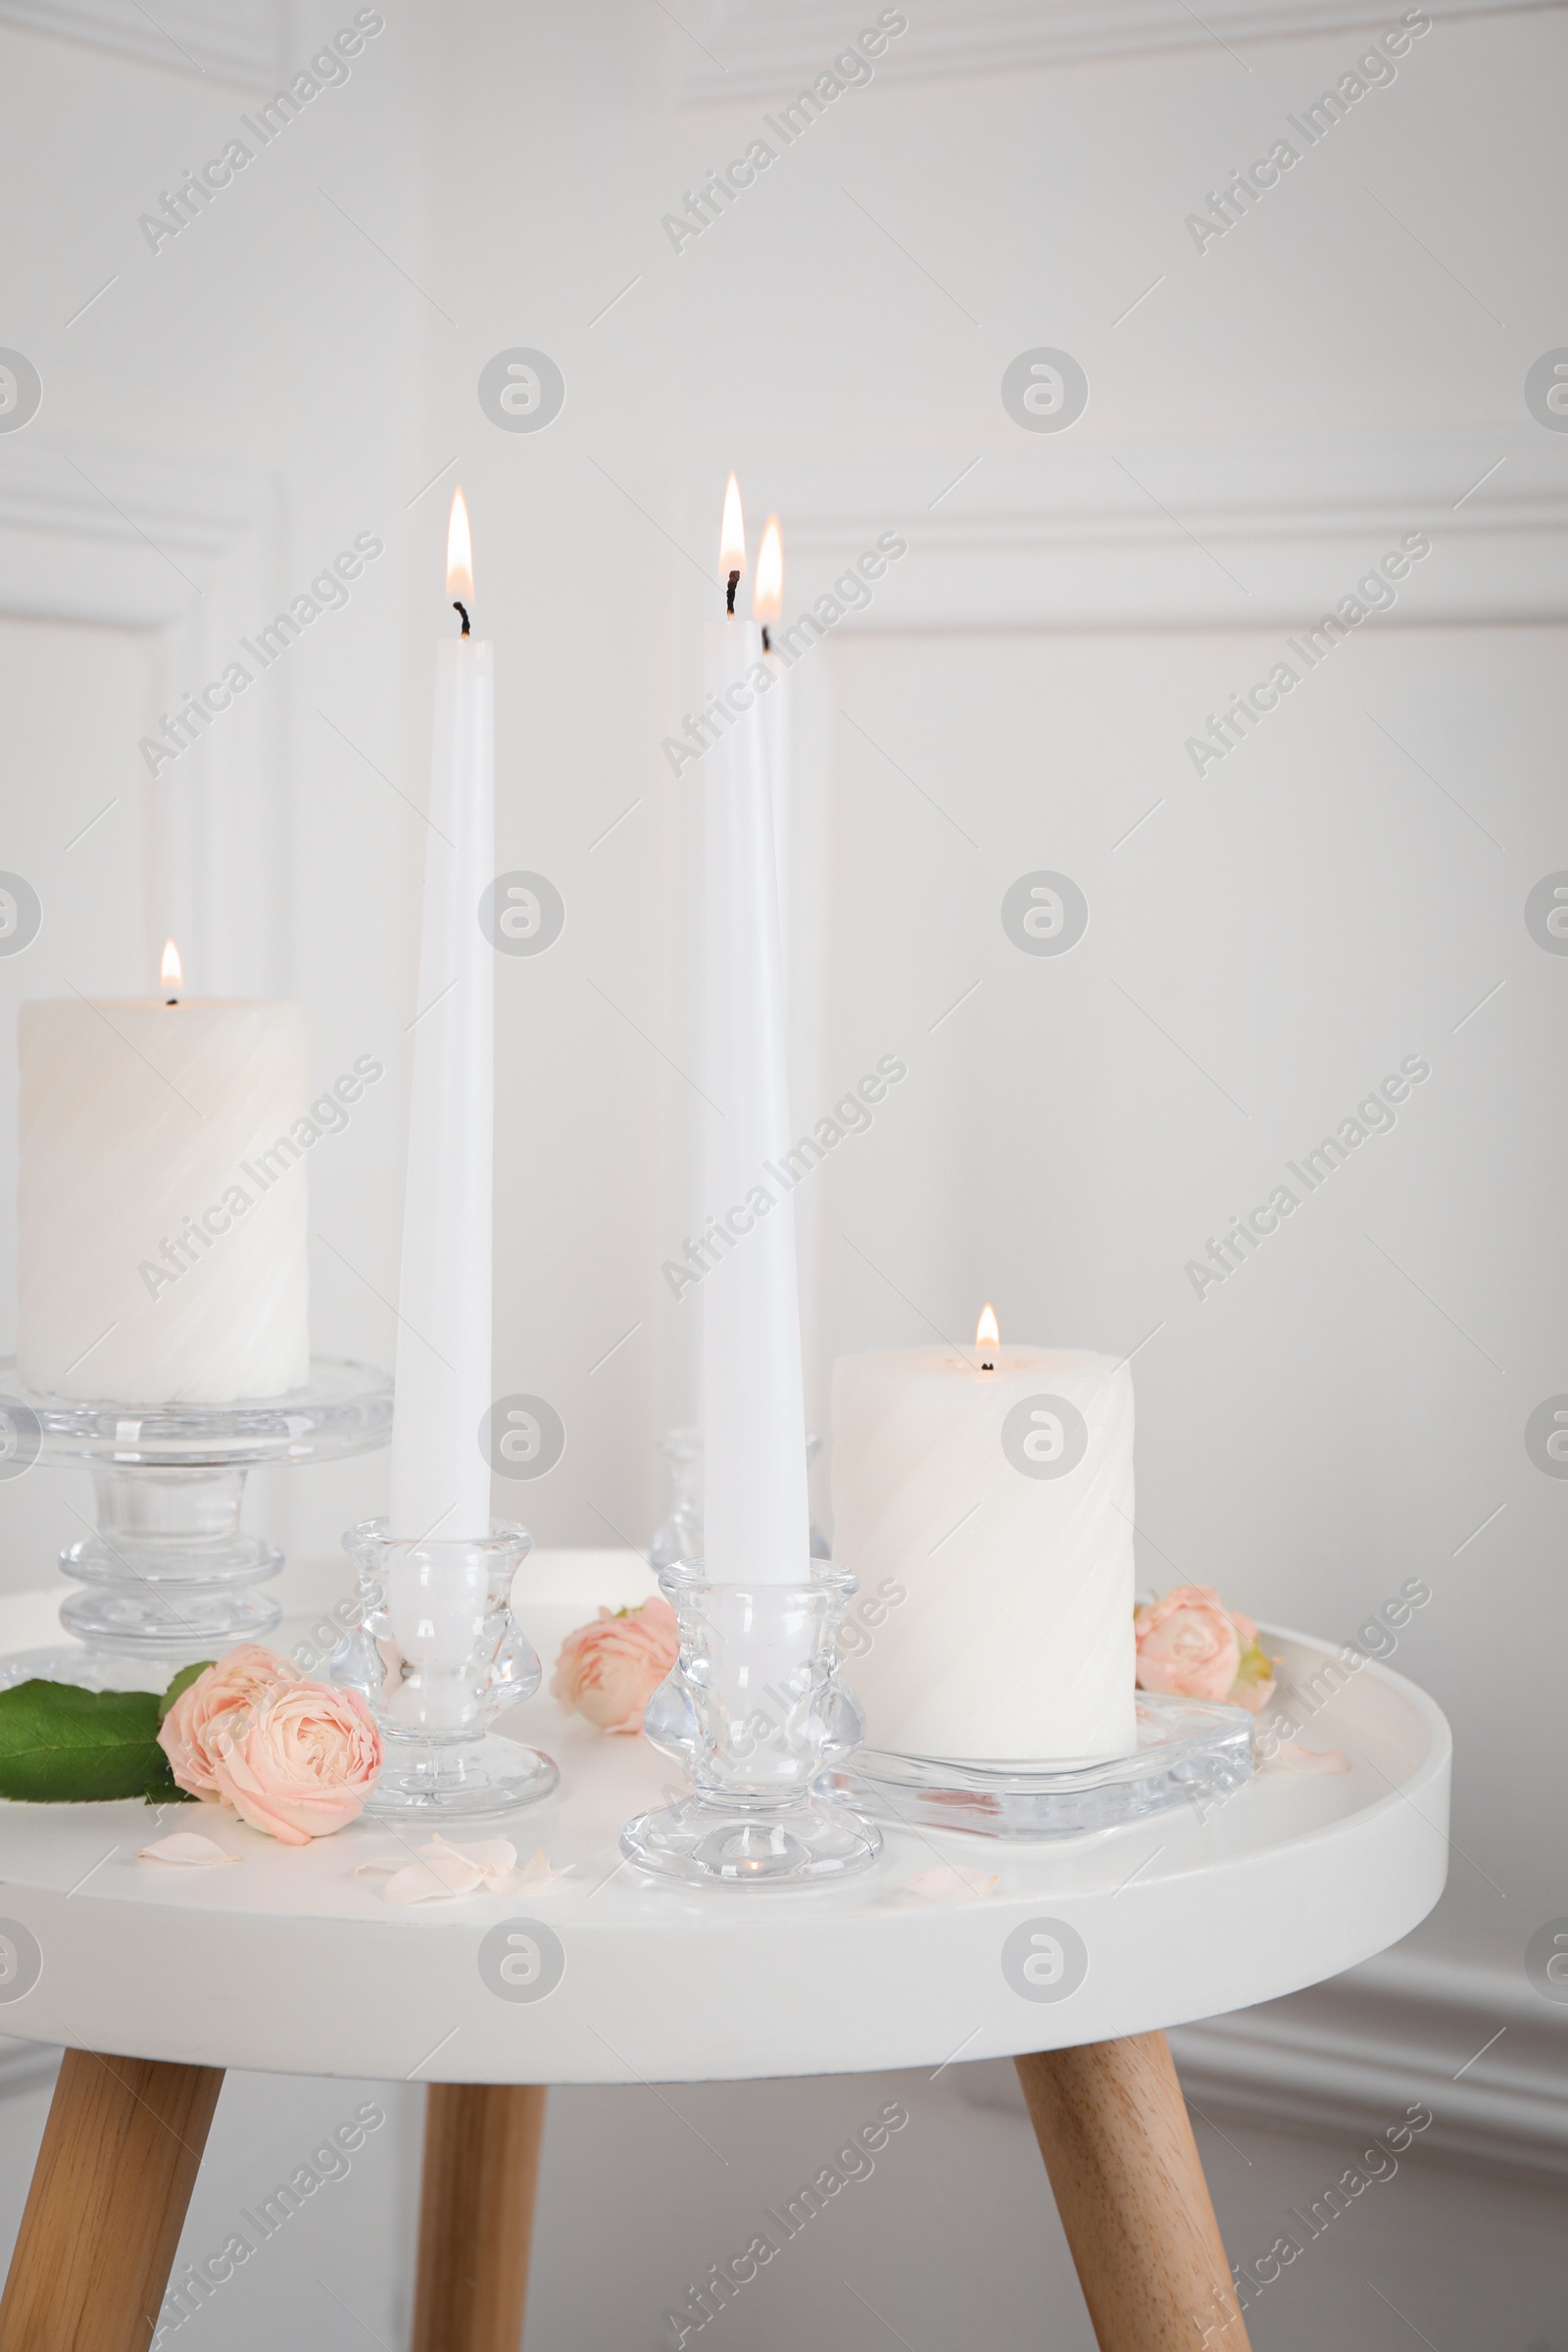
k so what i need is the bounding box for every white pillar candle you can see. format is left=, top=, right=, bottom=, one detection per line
left=17, top=945, right=310, bottom=1403
left=830, top=1318, right=1136, bottom=1761
left=701, top=476, right=810, bottom=1585
left=387, top=489, right=494, bottom=1543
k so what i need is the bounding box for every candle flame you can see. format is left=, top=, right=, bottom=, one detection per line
left=160, top=938, right=182, bottom=991
left=719, top=471, right=746, bottom=583
left=753, top=514, right=783, bottom=622
left=446, top=486, right=474, bottom=603
left=976, top=1302, right=999, bottom=1368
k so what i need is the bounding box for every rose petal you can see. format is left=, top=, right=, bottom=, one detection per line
left=382, top=1855, right=489, bottom=1905
left=358, top=1843, right=566, bottom=1902
left=138, top=1833, right=239, bottom=1866
left=1261, top=1740, right=1351, bottom=1776
left=515, top=1849, right=570, bottom=1892
left=420, top=1833, right=517, bottom=1873
left=905, top=1865, right=999, bottom=1902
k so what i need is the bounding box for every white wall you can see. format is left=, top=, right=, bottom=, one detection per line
left=0, top=0, right=1565, bottom=2341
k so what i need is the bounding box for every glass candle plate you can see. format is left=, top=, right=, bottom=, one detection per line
left=819, top=1692, right=1253, bottom=1841
left=0, top=1355, right=392, bottom=1689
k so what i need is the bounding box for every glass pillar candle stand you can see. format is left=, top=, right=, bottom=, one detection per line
left=0, top=1356, right=392, bottom=1692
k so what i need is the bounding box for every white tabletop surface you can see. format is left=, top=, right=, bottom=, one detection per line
left=0, top=1552, right=1450, bottom=2084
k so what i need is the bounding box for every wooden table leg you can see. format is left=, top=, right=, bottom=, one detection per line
left=1015, top=2033, right=1251, bottom=2351
left=413, top=2084, right=547, bottom=2352
left=0, top=2046, right=223, bottom=2352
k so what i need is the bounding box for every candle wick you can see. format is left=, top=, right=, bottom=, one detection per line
left=452, top=600, right=471, bottom=636
left=725, top=569, right=740, bottom=616
left=165, top=998, right=178, bottom=1008
left=761, top=623, right=771, bottom=653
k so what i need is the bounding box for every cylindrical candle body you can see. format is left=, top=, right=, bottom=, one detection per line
left=829, top=1346, right=1136, bottom=1761
left=388, top=634, right=494, bottom=1542
left=17, top=999, right=309, bottom=1402
left=701, top=616, right=809, bottom=1584
left=761, top=648, right=791, bottom=999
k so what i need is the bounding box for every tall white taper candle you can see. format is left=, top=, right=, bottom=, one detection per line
left=753, top=514, right=791, bottom=998
left=387, top=489, right=494, bottom=1542
left=701, top=476, right=810, bottom=1585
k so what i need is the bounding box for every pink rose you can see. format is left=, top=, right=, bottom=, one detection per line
left=208, top=1681, right=382, bottom=1845
left=159, top=1644, right=305, bottom=1801
left=551, top=1598, right=680, bottom=1735
left=1135, top=1586, right=1240, bottom=1701
left=1134, top=1586, right=1279, bottom=1713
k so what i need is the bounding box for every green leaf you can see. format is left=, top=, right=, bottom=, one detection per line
left=1232, top=1635, right=1278, bottom=1695
left=158, top=1660, right=214, bottom=1725
left=0, top=1680, right=192, bottom=1803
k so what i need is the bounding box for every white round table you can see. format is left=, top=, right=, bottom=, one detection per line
left=0, top=1553, right=1450, bottom=2352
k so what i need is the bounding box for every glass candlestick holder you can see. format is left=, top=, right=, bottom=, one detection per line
left=0, top=1355, right=392, bottom=1692
left=620, top=1558, right=881, bottom=1886
left=332, top=1519, right=559, bottom=1821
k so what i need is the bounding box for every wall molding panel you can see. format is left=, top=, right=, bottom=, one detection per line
left=683, top=418, right=1566, bottom=2191
left=0, top=434, right=284, bottom=994
left=1167, top=1951, right=1568, bottom=2182
left=0, top=0, right=288, bottom=85
left=685, top=0, right=1561, bottom=98
left=686, top=415, right=1568, bottom=1393
left=702, top=422, right=1568, bottom=633
left=959, top=1949, right=1568, bottom=2182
